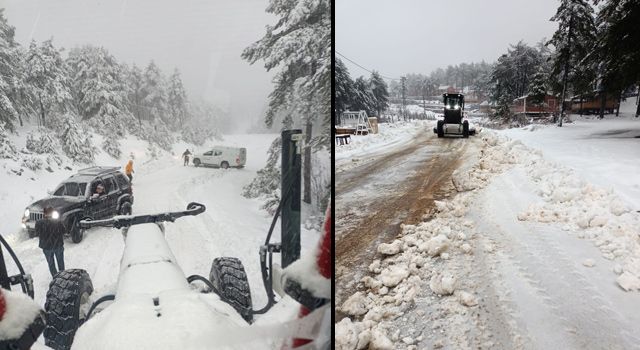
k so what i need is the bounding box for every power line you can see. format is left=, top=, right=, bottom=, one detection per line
left=335, top=50, right=400, bottom=81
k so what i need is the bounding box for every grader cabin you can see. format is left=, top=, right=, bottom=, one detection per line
left=512, top=94, right=559, bottom=117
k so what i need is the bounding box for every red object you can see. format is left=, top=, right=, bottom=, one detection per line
left=291, top=205, right=331, bottom=348
left=0, top=289, right=6, bottom=322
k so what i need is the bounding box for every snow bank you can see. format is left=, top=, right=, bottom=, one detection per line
left=335, top=120, right=431, bottom=168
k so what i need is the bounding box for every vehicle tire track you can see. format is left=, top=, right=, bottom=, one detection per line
left=336, top=134, right=469, bottom=319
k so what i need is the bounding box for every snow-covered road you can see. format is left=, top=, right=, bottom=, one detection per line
left=336, top=110, right=640, bottom=350
left=4, top=133, right=320, bottom=348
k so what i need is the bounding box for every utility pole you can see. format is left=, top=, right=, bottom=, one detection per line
left=558, top=14, right=573, bottom=127
left=401, top=76, right=407, bottom=121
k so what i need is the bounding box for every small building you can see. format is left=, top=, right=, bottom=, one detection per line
left=512, top=94, right=559, bottom=117
left=570, top=93, right=620, bottom=114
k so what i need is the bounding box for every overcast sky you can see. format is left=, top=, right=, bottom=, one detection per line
left=336, top=0, right=561, bottom=80
left=0, top=0, right=276, bottom=132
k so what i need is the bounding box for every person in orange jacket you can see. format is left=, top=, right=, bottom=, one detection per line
left=125, top=159, right=134, bottom=183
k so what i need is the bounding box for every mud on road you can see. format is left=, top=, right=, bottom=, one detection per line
left=335, top=131, right=469, bottom=319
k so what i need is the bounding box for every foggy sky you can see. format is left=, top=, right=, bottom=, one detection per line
left=336, top=0, right=561, bottom=80
left=0, top=0, right=276, bottom=132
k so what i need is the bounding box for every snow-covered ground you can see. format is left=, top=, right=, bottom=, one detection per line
left=1, top=129, right=323, bottom=348
left=336, top=99, right=640, bottom=349
left=335, top=120, right=433, bottom=171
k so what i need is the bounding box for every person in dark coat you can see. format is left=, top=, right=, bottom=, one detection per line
left=36, top=206, right=66, bottom=277
left=182, top=149, right=191, bottom=166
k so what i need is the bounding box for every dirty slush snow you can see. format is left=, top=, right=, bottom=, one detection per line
left=336, top=130, right=640, bottom=349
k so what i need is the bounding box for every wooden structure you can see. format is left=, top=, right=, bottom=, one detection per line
left=512, top=94, right=559, bottom=117
left=570, top=93, right=619, bottom=114
left=335, top=134, right=351, bottom=145
left=335, top=110, right=372, bottom=135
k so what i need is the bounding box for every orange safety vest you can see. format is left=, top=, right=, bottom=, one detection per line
left=125, top=161, right=134, bottom=175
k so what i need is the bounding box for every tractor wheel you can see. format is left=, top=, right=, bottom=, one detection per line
left=437, top=120, right=444, bottom=138
left=44, top=269, right=93, bottom=350
left=70, top=217, right=85, bottom=244
left=220, top=161, right=229, bottom=169
left=119, top=201, right=132, bottom=215
left=209, top=257, right=253, bottom=323
left=193, top=158, right=201, bottom=167
left=462, top=121, right=469, bottom=138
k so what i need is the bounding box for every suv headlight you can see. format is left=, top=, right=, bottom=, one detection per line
left=51, top=210, right=60, bottom=220
left=24, top=209, right=30, bottom=217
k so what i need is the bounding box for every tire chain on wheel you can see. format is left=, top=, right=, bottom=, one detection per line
left=44, top=269, right=93, bottom=350
left=209, top=257, right=253, bottom=323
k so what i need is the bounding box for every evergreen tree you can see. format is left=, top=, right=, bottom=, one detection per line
left=547, top=0, right=596, bottom=125
left=593, top=0, right=640, bottom=117
left=528, top=68, right=548, bottom=104
left=127, top=64, right=145, bottom=126
left=142, top=61, right=168, bottom=124
left=351, top=76, right=376, bottom=117
left=0, top=10, right=22, bottom=130
left=241, top=0, right=330, bottom=214
left=242, top=0, right=330, bottom=144
left=490, top=42, right=544, bottom=108
left=369, top=71, right=389, bottom=117
left=334, top=57, right=354, bottom=124
left=24, top=39, right=72, bottom=127
left=58, top=113, right=96, bottom=163
left=66, top=45, right=132, bottom=137
left=166, top=68, right=189, bottom=128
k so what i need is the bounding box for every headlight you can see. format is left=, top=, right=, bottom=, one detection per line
left=24, top=209, right=30, bottom=217
left=454, top=105, right=459, bottom=110
left=51, top=210, right=60, bottom=220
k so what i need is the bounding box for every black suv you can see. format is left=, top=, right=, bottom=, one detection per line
left=21, top=166, right=134, bottom=243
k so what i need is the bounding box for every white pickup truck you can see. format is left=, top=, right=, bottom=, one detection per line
left=192, top=146, right=246, bottom=169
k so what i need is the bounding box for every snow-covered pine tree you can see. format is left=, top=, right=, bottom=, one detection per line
left=0, top=123, right=17, bottom=159
left=26, top=130, right=59, bottom=154
left=241, top=137, right=281, bottom=213
left=67, top=45, right=133, bottom=140
left=24, top=39, right=72, bottom=127
left=142, top=61, right=168, bottom=124
left=593, top=0, right=640, bottom=117
left=335, top=57, right=355, bottom=125
left=547, top=0, right=596, bottom=125
left=102, top=134, right=122, bottom=159
left=528, top=68, right=548, bottom=105
left=351, top=76, right=376, bottom=117
left=490, top=42, right=544, bottom=110
left=58, top=113, right=96, bottom=163
left=167, top=68, right=189, bottom=129
left=126, top=64, right=145, bottom=126
left=370, top=71, right=389, bottom=118
left=242, top=0, right=330, bottom=143
left=241, top=0, right=330, bottom=213
left=0, top=10, right=21, bottom=131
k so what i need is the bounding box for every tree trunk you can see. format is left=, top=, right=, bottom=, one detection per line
left=599, top=93, right=606, bottom=119
left=636, top=88, right=640, bottom=117
left=558, top=15, right=573, bottom=127
left=303, top=120, right=312, bottom=204
left=615, top=92, right=621, bottom=116
left=579, top=97, right=583, bottom=116
left=39, top=96, right=45, bottom=127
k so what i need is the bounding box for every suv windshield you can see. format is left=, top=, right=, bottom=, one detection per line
left=54, top=182, right=87, bottom=197
left=446, top=96, right=461, bottom=109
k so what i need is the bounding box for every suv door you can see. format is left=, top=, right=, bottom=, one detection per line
left=102, top=175, right=119, bottom=218
left=89, top=180, right=108, bottom=219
